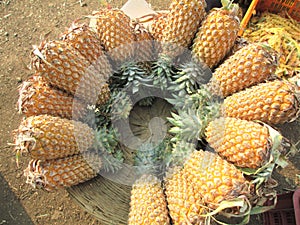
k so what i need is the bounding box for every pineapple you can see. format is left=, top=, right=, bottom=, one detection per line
left=24, top=152, right=102, bottom=191
left=90, top=8, right=136, bottom=63
left=128, top=174, right=170, bottom=225
left=149, top=12, right=168, bottom=54
left=128, top=143, right=169, bottom=225
left=31, top=40, right=110, bottom=104
left=170, top=78, right=299, bottom=144
left=208, top=43, right=278, bottom=97
left=165, top=166, right=206, bottom=225
left=14, top=115, right=95, bottom=160
left=96, top=82, right=111, bottom=105
left=18, top=74, right=87, bottom=120
left=205, top=117, right=273, bottom=169
left=150, top=0, right=207, bottom=90
left=149, top=13, right=167, bottom=42
left=165, top=149, right=250, bottom=224
left=222, top=79, right=300, bottom=124
left=192, top=0, right=240, bottom=68
left=162, top=0, right=207, bottom=57
left=60, top=22, right=112, bottom=81
left=183, top=150, right=250, bottom=209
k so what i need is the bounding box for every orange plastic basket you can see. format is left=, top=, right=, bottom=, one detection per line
left=239, top=0, right=300, bottom=35
left=256, top=0, right=300, bottom=21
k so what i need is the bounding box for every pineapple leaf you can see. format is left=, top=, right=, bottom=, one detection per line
left=202, top=197, right=251, bottom=225
left=168, top=108, right=203, bottom=142
left=165, top=140, right=196, bottom=167
left=93, top=126, right=124, bottom=173
left=110, top=91, right=133, bottom=121
left=134, top=141, right=167, bottom=176
left=151, top=56, right=177, bottom=90
left=168, top=60, right=211, bottom=97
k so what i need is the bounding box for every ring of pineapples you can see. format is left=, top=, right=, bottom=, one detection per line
left=13, top=1, right=300, bottom=225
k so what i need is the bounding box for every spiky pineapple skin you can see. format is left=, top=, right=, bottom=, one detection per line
left=132, top=22, right=154, bottom=62
left=208, top=43, right=278, bottom=97
left=165, top=166, right=206, bottom=225
left=128, top=174, right=170, bottom=225
left=91, top=9, right=136, bottom=63
left=96, top=82, right=111, bottom=105
left=18, top=75, right=87, bottom=120
left=31, top=40, right=109, bottom=104
left=60, top=22, right=112, bottom=81
left=14, top=115, right=94, bottom=160
left=183, top=150, right=249, bottom=209
left=192, top=7, right=240, bottom=68
left=162, top=0, right=206, bottom=56
left=205, top=117, right=271, bottom=168
left=24, top=152, right=101, bottom=191
left=222, top=79, right=300, bottom=124
left=149, top=13, right=168, bottom=42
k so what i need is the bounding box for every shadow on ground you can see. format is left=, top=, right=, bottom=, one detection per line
left=0, top=173, right=33, bottom=225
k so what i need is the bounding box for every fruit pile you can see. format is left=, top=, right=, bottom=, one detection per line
left=13, top=0, right=300, bottom=224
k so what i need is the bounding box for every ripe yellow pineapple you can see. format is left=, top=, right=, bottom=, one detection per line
left=18, top=74, right=87, bottom=120
left=162, top=0, right=206, bottom=57
left=149, top=13, right=167, bottom=42
left=183, top=150, right=250, bottom=209
left=24, top=152, right=102, bottom=191
left=192, top=0, right=240, bottom=68
left=14, top=115, right=95, bottom=160
left=128, top=143, right=169, bottom=225
left=31, top=40, right=110, bottom=104
left=222, top=79, right=300, bottom=124
left=60, top=22, right=112, bottom=81
left=165, top=149, right=250, bottom=224
left=208, top=43, right=278, bottom=97
left=165, top=166, right=206, bottom=225
left=205, top=117, right=275, bottom=169
left=90, top=8, right=136, bottom=63
left=128, top=174, right=170, bottom=225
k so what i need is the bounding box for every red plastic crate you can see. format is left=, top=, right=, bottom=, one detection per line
left=293, top=189, right=300, bottom=225
left=263, top=189, right=300, bottom=225
left=256, top=0, right=300, bottom=21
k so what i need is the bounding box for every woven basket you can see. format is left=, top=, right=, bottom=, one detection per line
left=67, top=98, right=173, bottom=224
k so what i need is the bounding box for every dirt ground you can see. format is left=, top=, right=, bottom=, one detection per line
left=0, top=0, right=299, bottom=225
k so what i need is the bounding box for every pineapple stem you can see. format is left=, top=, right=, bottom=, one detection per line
left=221, top=0, right=234, bottom=10
left=221, top=0, right=239, bottom=16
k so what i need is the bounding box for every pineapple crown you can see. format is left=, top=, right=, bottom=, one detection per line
left=168, top=59, right=212, bottom=98
left=168, top=87, right=221, bottom=142
left=220, top=0, right=240, bottom=16
left=83, top=90, right=133, bottom=129
left=109, top=90, right=133, bottom=121
left=111, top=61, right=151, bottom=93
left=151, top=55, right=177, bottom=90
left=134, top=142, right=166, bottom=176
left=93, top=126, right=124, bottom=173
left=165, top=140, right=197, bottom=168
